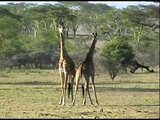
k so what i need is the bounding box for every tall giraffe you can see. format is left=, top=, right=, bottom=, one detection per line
left=58, top=22, right=75, bottom=105
left=72, top=32, right=99, bottom=106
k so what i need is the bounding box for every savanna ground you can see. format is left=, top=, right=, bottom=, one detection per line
left=0, top=67, right=159, bottom=119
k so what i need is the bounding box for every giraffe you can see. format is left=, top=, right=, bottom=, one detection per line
left=58, top=22, right=75, bottom=105
left=72, top=32, right=99, bottom=106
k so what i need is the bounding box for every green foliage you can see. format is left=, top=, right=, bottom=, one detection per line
left=138, top=33, right=159, bottom=53
left=35, top=30, right=58, bottom=53
left=0, top=2, right=159, bottom=67
left=65, top=39, right=76, bottom=53
left=0, top=17, right=21, bottom=39
left=101, top=36, right=134, bottom=64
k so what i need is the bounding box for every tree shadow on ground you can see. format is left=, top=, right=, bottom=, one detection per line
left=0, top=81, right=59, bottom=86
left=97, top=86, right=159, bottom=92
left=0, top=80, right=159, bottom=93
left=96, top=81, right=158, bottom=85
left=132, top=71, right=159, bottom=74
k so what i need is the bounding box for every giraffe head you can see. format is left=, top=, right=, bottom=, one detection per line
left=58, top=22, right=65, bottom=34
left=92, top=32, right=98, bottom=41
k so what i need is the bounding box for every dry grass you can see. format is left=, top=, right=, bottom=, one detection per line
left=0, top=68, right=159, bottom=118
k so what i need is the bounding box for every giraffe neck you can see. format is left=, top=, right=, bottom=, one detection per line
left=85, top=38, right=97, bottom=62
left=59, top=32, right=65, bottom=59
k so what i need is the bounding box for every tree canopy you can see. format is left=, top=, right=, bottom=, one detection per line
left=0, top=2, right=159, bottom=71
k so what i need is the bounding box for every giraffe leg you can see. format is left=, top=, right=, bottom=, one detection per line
left=87, top=87, right=93, bottom=105
left=59, top=71, right=64, bottom=105
left=71, top=75, right=74, bottom=101
left=67, top=75, right=71, bottom=99
left=81, top=83, right=85, bottom=98
left=62, top=71, right=68, bottom=106
left=87, top=78, right=93, bottom=105
left=67, top=75, right=74, bottom=101
left=82, top=80, right=88, bottom=105
left=72, top=71, right=81, bottom=106
left=91, top=75, right=99, bottom=105
left=59, top=87, right=63, bottom=105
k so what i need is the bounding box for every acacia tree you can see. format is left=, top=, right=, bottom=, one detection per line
left=101, top=36, right=134, bottom=80
left=58, top=2, right=82, bottom=38
left=121, top=4, right=159, bottom=65
left=0, top=6, right=23, bottom=56
left=122, top=4, right=159, bottom=43
left=97, top=9, right=130, bottom=41
left=67, top=2, right=113, bottom=33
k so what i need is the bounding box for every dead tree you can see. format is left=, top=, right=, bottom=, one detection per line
left=129, top=60, right=154, bottom=73
left=108, top=59, right=155, bottom=81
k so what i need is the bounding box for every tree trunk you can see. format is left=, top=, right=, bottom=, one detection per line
left=130, top=60, right=154, bottom=73
left=73, top=26, right=78, bottom=38
left=66, top=28, right=69, bottom=38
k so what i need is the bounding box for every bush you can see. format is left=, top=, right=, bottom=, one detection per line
left=101, top=36, right=134, bottom=64
left=101, top=36, right=134, bottom=80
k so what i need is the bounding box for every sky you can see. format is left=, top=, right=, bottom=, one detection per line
left=0, top=1, right=158, bottom=9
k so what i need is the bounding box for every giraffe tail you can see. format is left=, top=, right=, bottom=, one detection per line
left=68, top=82, right=71, bottom=98
left=82, top=84, right=84, bottom=98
